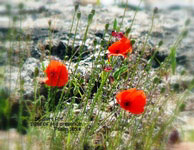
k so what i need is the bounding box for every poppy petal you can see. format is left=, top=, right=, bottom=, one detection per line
left=108, top=35, right=132, bottom=58
left=116, top=88, right=146, bottom=114
left=44, top=60, right=68, bottom=87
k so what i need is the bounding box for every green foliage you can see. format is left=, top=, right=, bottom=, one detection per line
left=113, top=65, right=128, bottom=80
left=169, top=46, right=176, bottom=75
left=185, top=19, right=191, bottom=26
left=179, top=103, right=186, bottom=112
left=105, top=23, right=109, bottom=31
left=187, top=130, right=194, bottom=141
left=113, top=18, right=118, bottom=31
left=125, top=28, right=131, bottom=36
left=0, top=67, right=4, bottom=85
left=158, top=40, right=163, bottom=47
left=130, top=39, right=136, bottom=46
left=0, top=88, right=10, bottom=115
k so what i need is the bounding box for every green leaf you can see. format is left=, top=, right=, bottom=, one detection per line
left=113, top=18, right=118, bottom=31
left=113, top=66, right=128, bottom=80
left=66, top=130, right=71, bottom=146
left=170, top=46, right=176, bottom=75
left=130, top=39, right=136, bottom=46
left=153, top=77, right=160, bottom=84
left=188, top=79, right=194, bottom=90
left=179, top=103, right=186, bottom=112
left=125, top=28, right=131, bottom=36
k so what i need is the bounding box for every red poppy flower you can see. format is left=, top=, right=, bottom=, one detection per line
left=108, top=36, right=132, bottom=59
left=116, top=88, right=146, bottom=114
left=104, top=66, right=112, bottom=72
left=112, top=31, right=124, bottom=39
left=44, top=60, right=68, bottom=87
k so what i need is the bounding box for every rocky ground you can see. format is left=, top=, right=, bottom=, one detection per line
left=0, top=0, right=194, bottom=149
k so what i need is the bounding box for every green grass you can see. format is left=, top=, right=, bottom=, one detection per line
left=0, top=2, right=193, bottom=150
left=185, top=130, right=194, bottom=142
left=0, top=66, right=4, bottom=85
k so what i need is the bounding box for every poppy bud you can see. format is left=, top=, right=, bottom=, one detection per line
left=158, top=40, right=163, bottom=47
left=18, top=3, right=24, bottom=10
left=153, top=7, right=158, bottom=14
left=91, top=9, right=95, bottom=16
left=48, top=20, right=52, bottom=26
left=93, top=39, right=98, bottom=46
left=88, top=13, right=93, bottom=24
left=182, top=30, right=188, bottom=37
left=34, top=67, right=39, bottom=77
left=75, top=4, right=79, bottom=11
left=6, top=4, right=11, bottom=11
left=105, top=23, right=109, bottom=31
left=77, top=11, right=81, bottom=19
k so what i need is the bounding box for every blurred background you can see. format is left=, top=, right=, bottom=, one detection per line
left=0, top=0, right=194, bottom=150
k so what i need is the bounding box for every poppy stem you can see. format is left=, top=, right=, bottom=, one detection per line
left=118, top=0, right=128, bottom=32
left=88, top=71, right=109, bottom=120
left=67, top=11, right=81, bottom=70
left=128, top=0, right=143, bottom=35
left=68, top=4, right=79, bottom=41
left=72, top=12, right=81, bottom=52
